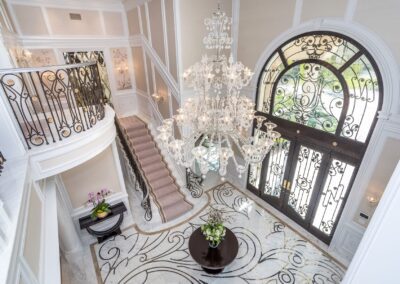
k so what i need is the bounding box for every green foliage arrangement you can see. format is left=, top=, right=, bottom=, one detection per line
left=201, top=208, right=227, bottom=247
left=90, top=199, right=111, bottom=220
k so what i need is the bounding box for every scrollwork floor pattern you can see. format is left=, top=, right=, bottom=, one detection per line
left=93, top=183, right=345, bottom=284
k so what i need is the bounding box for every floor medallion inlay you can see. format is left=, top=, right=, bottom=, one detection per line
left=92, top=183, right=345, bottom=283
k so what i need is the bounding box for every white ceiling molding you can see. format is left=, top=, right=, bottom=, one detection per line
left=16, top=36, right=130, bottom=48
left=5, top=0, right=125, bottom=11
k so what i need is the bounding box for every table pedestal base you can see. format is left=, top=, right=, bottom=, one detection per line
left=202, top=267, right=224, bottom=274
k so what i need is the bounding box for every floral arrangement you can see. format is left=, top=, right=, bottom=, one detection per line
left=201, top=208, right=227, bottom=248
left=87, top=189, right=112, bottom=220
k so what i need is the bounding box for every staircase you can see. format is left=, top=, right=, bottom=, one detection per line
left=118, top=116, right=193, bottom=222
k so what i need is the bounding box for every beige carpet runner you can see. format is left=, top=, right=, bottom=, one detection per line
left=118, top=116, right=193, bottom=222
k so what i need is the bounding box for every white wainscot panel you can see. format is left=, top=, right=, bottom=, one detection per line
left=29, top=106, right=116, bottom=180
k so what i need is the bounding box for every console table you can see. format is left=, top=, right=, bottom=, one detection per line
left=188, top=227, right=239, bottom=274
left=79, top=202, right=127, bottom=243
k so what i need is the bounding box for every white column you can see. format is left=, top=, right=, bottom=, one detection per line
left=56, top=189, right=82, bottom=254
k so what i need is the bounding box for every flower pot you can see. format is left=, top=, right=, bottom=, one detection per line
left=97, top=211, right=109, bottom=219
left=209, top=241, right=220, bottom=248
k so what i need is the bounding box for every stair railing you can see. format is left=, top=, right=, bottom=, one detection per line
left=115, top=119, right=153, bottom=221
left=186, top=167, right=204, bottom=198
left=0, top=62, right=105, bottom=150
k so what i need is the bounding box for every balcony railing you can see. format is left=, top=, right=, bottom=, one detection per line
left=0, top=62, right=106, bottom=150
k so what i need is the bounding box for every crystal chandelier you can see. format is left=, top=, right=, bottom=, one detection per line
left=157, top=5, right=280, bottom=180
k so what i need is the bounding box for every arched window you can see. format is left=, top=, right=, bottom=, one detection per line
left=247, top=31, right=382, bottom=244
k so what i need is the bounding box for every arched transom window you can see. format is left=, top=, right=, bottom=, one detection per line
left=248, top=31, right=382, bottom=244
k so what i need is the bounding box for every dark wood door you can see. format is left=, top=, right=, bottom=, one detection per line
left=248, top=135, right=358, bottom=244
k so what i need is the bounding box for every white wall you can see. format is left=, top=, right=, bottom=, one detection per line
left=60, top=146, right=122, bottom=208
left=343, top=160, right=400, bottom=283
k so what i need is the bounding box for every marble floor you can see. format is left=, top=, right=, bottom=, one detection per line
left=92, top=183, right=345, bottom=283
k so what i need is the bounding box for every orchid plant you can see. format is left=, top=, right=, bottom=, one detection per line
left=87, top=188, right=111, bottom=207
left=87, top=189, right=112, bottom=220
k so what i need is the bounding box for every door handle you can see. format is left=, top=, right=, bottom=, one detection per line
left=286, top=181, right=291, bottom=191
left=282, top=179, right=287, bottom=190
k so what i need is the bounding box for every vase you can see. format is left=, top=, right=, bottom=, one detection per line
left=97, top=211, right=109, bottom=219
left=209, top=241, right=220, bottom=248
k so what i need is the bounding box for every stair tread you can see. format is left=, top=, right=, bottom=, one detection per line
left=136, top=147, right=159, bottom=159
left=149, top=176, right=174, bottom=189
left=126, top=128, right=148, bottom=137
left=153, top=184, right=179, bottom=198
left=142, top=162, right=166, bottom=173
left=133, top=141, right=156, bottom=152
left=157, top=192, right=184, bottom=207
left=163, top=202, right=193, bottom=221
left=147, top=169, right=170, bottom=181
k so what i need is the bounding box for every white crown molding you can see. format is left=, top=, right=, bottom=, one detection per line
left=6, top=0, right=125, bottom=11
left=12, top=35, right=131, bottom=49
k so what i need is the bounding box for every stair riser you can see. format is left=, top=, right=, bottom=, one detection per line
left=147, top=170, right=170, bottom=181
left=150, top=178, right=174, bottom=189
left=127, top=128, right=149, bottom=137
left=136, top=148, right=159, bottom=159
left=158, top=195, right=184, bottom=208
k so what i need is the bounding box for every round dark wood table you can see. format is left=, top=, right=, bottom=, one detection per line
left=188, top=227, right=239, bottom=274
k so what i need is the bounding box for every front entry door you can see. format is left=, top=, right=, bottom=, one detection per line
left=248, top=132, right=357, bottom=244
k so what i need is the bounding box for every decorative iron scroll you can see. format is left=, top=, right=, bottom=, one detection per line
left=312, top=159, right=355, bottom=235
left=0, top=152, right=5, bottom=176
left=186, top=168, right=203, bottom=198
left=63, top=51, right=111, bottom=104
left=273, top=63, right=344, bottom=134
left=115, top=120, right=152, bottom=221
left=257, top=32, right=382, bottom=143
left=264, top=137, right=291, bottom=197
left=288, top=146, right=323, bottom=219
left=0, top=63, right=105, bottom=150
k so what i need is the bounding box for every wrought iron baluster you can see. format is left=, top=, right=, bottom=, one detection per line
left=186, top=167, right=204, bottom=198
left=0, top=63, right=106, bottom=149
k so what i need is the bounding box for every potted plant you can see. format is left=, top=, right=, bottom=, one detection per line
left=90, top=199, right=111, bottom=220
left=201, top=208, right=227, bottom=248
left=87, top=189, right=112, bottom=220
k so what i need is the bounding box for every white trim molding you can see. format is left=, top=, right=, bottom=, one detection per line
left=29, top=105, right=116, bottom=180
